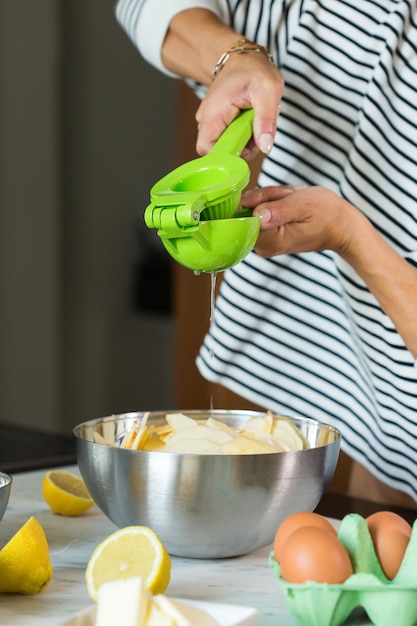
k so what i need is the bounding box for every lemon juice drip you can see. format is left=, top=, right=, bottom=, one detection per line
left=209, top=271, right=217, bottom=359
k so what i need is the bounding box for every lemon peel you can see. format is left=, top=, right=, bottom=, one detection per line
left=0, top=516, right=53, bottom=594
left=85, top=525, right=171, bottom=602
left=42, top=470, right=94, bottom=516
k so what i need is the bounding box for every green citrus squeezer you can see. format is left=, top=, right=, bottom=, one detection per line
left=144, top=109, right=260, bottom=273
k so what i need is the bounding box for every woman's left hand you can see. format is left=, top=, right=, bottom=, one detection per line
left=242, top=184, right=417, bottom=358
left=242, top=185, right=356, bottom=258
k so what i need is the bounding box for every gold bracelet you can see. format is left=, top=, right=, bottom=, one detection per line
left=212, top=37, right=275, bottom=80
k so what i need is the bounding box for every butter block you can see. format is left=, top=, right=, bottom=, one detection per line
left=95, top=576, right=220, bottom=626
left=95, top=577, right=151, bottom=626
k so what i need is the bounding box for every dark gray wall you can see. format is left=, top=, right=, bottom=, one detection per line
left=0, top=1, right=175, bottom=434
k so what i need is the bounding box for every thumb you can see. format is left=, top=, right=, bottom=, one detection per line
left=253, top=206, right=275, bottom=229
left=254, top=206, right=271, bottom=221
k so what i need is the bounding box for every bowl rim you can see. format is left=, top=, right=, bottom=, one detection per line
left=73, top=409, right=342, bottom=455
left=0, top=471, right=12, bottom=488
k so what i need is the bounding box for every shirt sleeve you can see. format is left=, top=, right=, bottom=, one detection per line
left=115, top=0, right=220, bottom=77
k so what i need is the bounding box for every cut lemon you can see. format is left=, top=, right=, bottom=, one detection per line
left=85, top=525, right=171, bottom=602
left=42, top=470, right=94, bottom=516
left=0, top=516, right=53, bottom=594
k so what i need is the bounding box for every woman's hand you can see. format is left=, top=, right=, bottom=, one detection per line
left=242, top=184, right=417, bottom=358
left=161, top=9, right=284, bottom=157
left=195, top=53, right=284, bottom=158
left=242, top=185, right=356, bottom=257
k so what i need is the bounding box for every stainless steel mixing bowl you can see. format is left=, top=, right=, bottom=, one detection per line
left=0, top=471, right=12, bottom=522
left=74, top=410, right=341, bottom=558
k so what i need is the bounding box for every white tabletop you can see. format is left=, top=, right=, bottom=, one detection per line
left=0, top=466, right=303, bottom=626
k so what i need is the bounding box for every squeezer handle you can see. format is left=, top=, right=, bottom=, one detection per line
left=210, top=108, right=254, bottom=157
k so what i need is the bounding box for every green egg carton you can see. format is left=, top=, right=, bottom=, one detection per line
left=269, top=514, right=417, bottom=626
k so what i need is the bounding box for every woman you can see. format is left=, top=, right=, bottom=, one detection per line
left=116, top=1, right=417, bottom=505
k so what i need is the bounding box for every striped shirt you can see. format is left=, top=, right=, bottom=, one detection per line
left=116, top=0, right=417, bottom=500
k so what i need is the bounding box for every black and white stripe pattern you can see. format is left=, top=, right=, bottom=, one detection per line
left=116, top=0, right=417, bottom=499
left=195, top=0, right=417, bottom=499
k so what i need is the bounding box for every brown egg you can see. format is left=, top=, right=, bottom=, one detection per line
left=280, top=526, right=354, bottom=584
left=273, top=511, right=337, bottom=562
left=366, top=511, right=412, bottom=580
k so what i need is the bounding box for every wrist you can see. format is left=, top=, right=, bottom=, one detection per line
left=337, top=205, right=392, bottom=282
left=162, top=9, right=239, bottom=84
left=211, top=37, right=275, bottom=80
left=337, top=204, right=372, bottom=263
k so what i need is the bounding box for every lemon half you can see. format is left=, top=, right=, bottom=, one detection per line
left=42, top=470, right=94, bottom=516
left=85, top=525, right=171, bottom=602
left=0, top=516, right=52, bottom=594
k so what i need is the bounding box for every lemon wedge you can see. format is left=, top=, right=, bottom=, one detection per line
left=0, top=516, right=53, bottom=594
left=85, top=526, right=171, bottom=602
left=42, top=469, right=94, bottom=516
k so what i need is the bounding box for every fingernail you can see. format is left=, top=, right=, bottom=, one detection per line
left=259, top=133, right=274, bottom=154
left=241, top=189, right=253, bottom=198
left=255, top=207, right=271, bottom=223
left=292, top=184, right=309, bottom=190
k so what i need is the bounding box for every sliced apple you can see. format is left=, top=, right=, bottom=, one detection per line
left=251, top=432, right=287, bottom=452
left=240, top=413, right=273, bottom=436
left=205, top=417, right=238, bottom=437
left=271, top=417, right=304, bottom=451
left=130, top=412, right=150, bottom=450
left=166, top=413, right=199, bottom=431
left=220, top=435, right=278, bottom=455
left=114, top=411, right=310, bottom=455
left=164, top=438, right=222, bottom=454
left=164, top=424, right=233, bottom=451
left=121, top=422, right=139, bottom=449
left=94, top=432, right=113, bottom=446
left=141, top=434, right=166, bottom=452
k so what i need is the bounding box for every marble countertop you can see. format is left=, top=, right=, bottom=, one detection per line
left=1, top=466, right=302, bottom=626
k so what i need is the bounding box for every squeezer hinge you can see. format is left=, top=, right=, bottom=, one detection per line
left=144, top=195, right=208, bottom=235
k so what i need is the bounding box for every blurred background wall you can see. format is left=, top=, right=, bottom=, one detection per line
left=0, top=1, right=176, bottom=434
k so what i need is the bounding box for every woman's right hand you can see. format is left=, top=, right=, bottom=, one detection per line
left=195, top=49, right=284, bottom=157
left=161, top=8, right=284, bottom=156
